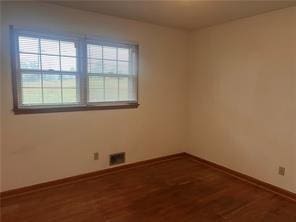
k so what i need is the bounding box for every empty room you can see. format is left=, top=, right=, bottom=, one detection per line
left=0, top=0, right=296, bottom=221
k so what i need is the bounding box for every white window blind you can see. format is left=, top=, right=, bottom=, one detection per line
left=11, top=27, right=139, bottom=113
left=87, top=43, right=137, bottom=103
left=18, top=36, right=80, bottom=106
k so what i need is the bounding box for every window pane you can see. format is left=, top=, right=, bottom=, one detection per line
left=63, top=88, right=77, bottom=103
left=41, top=39, right=59, bottom=55
left=20, top=53, right=40, bottom=70
left=43, top=74, right=61, bottom=88
left=89, top=88, right=104, bottom=102
left=41, top=55, right=60, bottom=71
left=43, top=88, right=62, bottom=104
left=22, top=73, right=41, bottom=87
left=88, top=76, right=104, bottom=102
left=61, top=41, right=76, bottom=56
left=88, top=76, right=104, bottom=89
left=118, top=61, right=129, bottom=74
left=88, top=44, right=102, bottom=59
left=105, top=77, right=118, bottom=101
left=128, top=78, right=137, bottom=101
left=103, top=60, right=116, bottom=74
left=88, top=59, right=102, bottom=74
left=119, top=77, right=128, bottom=101
left=118, top=48, right=129, bottom=61
left=103, top=46, right=116, bottom=60
left=19, top=36, right=39, bottom=53
left=61, top=57, right=76, bottom=72
left=62, top=75, right=76, bottom=88
left=22, top=88, right=42, bottom=104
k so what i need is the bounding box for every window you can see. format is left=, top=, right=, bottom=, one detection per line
left=10, top=27, right=139, bottom=114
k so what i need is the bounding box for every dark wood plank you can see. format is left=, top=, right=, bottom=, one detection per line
left=1, top=156, right=296, bottom=222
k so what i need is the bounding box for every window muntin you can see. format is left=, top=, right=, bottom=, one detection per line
left=11, top=28, right=138, bottom=113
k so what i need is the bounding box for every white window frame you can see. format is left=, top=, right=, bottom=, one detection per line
left=10, top=26, right=139, bottom=114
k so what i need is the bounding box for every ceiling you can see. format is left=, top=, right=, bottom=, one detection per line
left=51, top=1, right=296, bottom=30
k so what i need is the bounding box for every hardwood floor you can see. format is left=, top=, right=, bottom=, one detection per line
left=1, top=156, right=296, bottom=222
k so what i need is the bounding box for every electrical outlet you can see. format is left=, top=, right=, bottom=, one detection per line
left=278, top=166, right=285, bottom=176
left=93, top=152, right=99, bottom=160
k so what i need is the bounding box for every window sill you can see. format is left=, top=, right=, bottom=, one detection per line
left=13, top=102, right=139, bottom=114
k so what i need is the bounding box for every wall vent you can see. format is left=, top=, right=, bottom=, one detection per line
left=110, top=152, right=125, bottom=166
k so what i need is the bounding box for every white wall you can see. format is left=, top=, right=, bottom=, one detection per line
left=0, top=2, right=190, bottom=191
left=188, top=6, right=296, bottom=193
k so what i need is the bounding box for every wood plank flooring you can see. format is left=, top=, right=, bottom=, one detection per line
left=1, top=156, right=296, bottom=222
